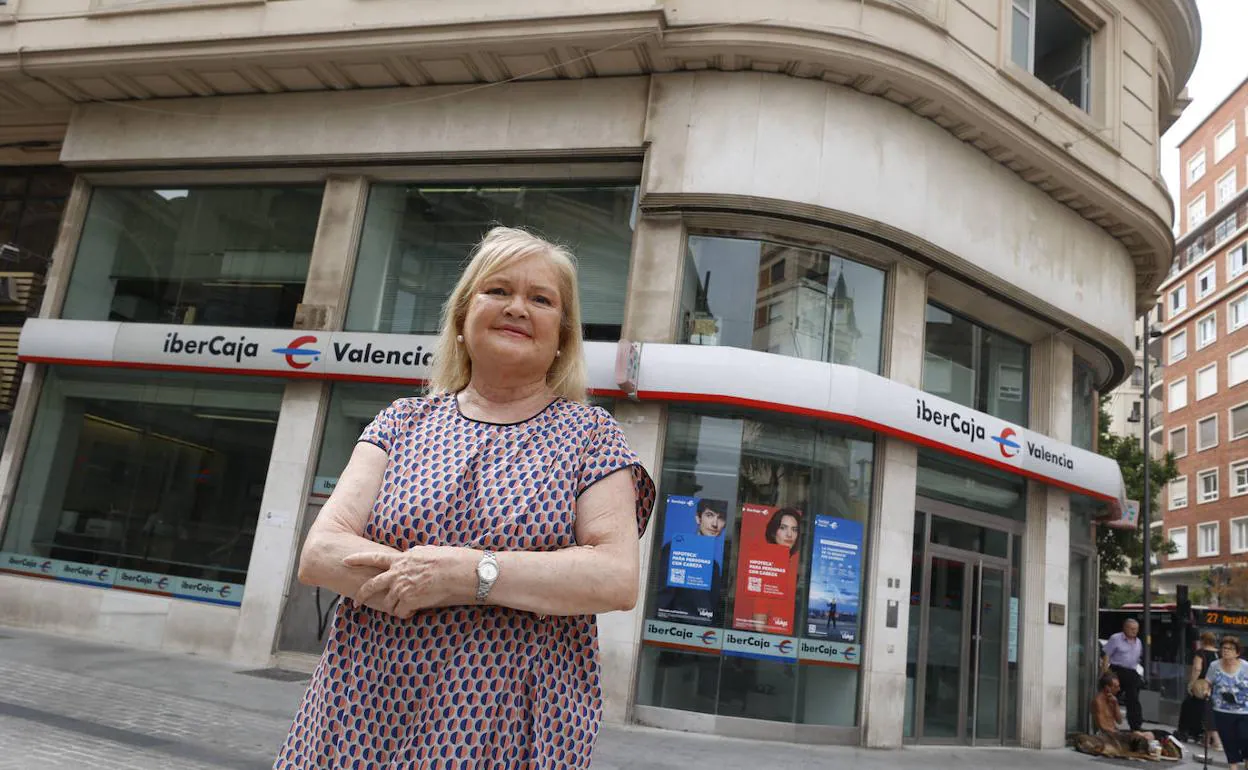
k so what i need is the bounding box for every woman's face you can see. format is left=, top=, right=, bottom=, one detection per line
left=1222, top=644, right=1239, bottom=661
left=775, top=515, right=799, bottom=549
left=461, top=254, right=564, bottom=381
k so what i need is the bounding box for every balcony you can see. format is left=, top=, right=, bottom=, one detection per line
left=1150, top=411, right=1165, bottom=432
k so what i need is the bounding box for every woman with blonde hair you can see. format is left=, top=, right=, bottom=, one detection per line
left=275, top=226, right=655, bottom=769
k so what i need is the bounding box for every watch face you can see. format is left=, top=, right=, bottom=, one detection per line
left=478, top=561, right=499, bottom=582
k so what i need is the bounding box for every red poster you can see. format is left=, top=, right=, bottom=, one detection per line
left=732, top=503, right=802, bottom=635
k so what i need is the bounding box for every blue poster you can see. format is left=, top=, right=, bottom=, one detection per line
left=806, top=515, right=862, bottom=643
left=655, top=495, right=728, bottom=626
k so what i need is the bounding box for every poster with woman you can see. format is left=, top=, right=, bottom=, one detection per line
left=655, top=495, right=728, bottom=626
left=732, top=503, right=801, bottom=635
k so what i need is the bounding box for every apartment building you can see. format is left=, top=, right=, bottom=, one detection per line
left=1154, top=77, right=1248, bottom=598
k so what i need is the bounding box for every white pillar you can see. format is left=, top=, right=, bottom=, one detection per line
left=594, top=212, right=686, bottom=723
left=860, top=260, right=928, bottom=747
left=1019, top=335, right=1074, bottom=749
left=230, top=177, right=368, bottom=665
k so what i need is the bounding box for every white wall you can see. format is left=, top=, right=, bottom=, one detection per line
left=642, top=71, right=1139, bottom=353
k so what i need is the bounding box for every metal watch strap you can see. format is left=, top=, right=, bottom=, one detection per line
left=475, top=550, right=498, bottom=602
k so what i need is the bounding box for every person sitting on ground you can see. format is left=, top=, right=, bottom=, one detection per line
left=1091, top=672, right=1155, bottom=754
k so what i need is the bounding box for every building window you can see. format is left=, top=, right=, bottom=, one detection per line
left=1231, top=244, right=1248, bottom=281
left=1230, top=293, right=1248, bottom=333
left=1231, top=349, right=1248, bottom=387
left=1198, top=414, right=1219, bottom=451
left=0, top=367, right=283, bottom=596
left=1216, top=215, right=1239, bottom=245
left=1233, top=517, right=1248, bottom=554
left=1199, top=522, right=1221, bottom=557
left=1128, top=400, right=1141, bottom=423
left=1198, top=266, right=1217, bottom=300
left=61, top=186, right=323, bottom=328
left=1131, top=365, right=1144, bottom=386
left=1188, top=150, right=1207, bottom=186
left=346, top=184, right=638, bottom=341
left=1170, top=329, right=1188, bottom=363
left=1218, top=169, right=1239, bottom=208
left=1170, top=378, right=1188, bottom=412
left=636, top=409, right=875, bottom=726
left=1171, top=477, right=1188, bottom=510
left=1189, top=195, right=1208, bottom=232
left=1233, top=462, right=1248, bottom=497
left=1231, top=403, right=1248, bottom=441
left=1010, top=0, right=1093, bottom=112
left=1071, top=356, right=1096, bottom=450
left=1198, top=314, right=1217, bottom=349
left=923, top=304, right=1029, bottom=427
left=1216, top=123, right=1238, bottom=163
left=680, top=236, right=886, bottom=374
left=1169, top=425, right=1188, bottom=457
left=1170, top=527, right=1188, bottom=559
left=0, top=166, right=74, bottom=264
left=1199, top=468, right=1220, bottom=504
left=1197, top=363, right=1219, bottom=401
left=1171, top=284, right=1188, bottom=317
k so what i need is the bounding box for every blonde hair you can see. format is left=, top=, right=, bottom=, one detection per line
left=1192, top=678, right=1212, bottom=699
left=428, top=226, right=588, bottom=402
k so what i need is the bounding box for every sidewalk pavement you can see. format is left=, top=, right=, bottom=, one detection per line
left=0, top=624, right=1161, bottom=769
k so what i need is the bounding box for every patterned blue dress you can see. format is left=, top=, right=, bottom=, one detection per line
left=275, top=394, right=655, bottom=769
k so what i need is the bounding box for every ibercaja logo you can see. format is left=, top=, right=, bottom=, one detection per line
left=272, top=336, right=321, bottom=370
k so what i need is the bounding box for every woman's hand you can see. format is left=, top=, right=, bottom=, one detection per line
left=342, top=547, right=473, bottom=619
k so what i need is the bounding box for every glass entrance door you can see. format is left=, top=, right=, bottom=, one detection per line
left=914, top=547, right=1010, bottom=743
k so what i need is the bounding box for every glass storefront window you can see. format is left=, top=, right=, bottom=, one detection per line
left=345, top=184, right=638, bottom=341
left=916, top=449, right=1027, bottom=520
left=922, top=304, right=1030, bottom=426
left=1072, top=357, right=1097, bottom=451
left=679, top=235, right=886, bottom=373
left=635, top=408, right=875, bottom=726
left=61, top=186, right=323, bottom=327
left=0, top=367, right=283, bottom=593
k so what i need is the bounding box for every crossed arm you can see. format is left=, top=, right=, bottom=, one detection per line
left=297, top=441, right=641, bottom=618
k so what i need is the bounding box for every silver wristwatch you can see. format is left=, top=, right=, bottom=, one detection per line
left=475, top=551, right=499, bottom=602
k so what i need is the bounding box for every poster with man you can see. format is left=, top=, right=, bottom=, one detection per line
left=805, top=515, right=863, bottom=642
left=732, top=503, right=801, bottom=635
left=655, top=495, right=727, bottom=626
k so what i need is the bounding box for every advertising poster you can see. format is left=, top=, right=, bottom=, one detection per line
left=654, top=495, right=727, bottom=626
left=805, top=515, right=863, bottom=643
left=732, top=503, right=801, bottom=635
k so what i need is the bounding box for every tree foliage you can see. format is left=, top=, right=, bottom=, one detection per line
left=1207, top=566, right=1248, bottom=609
left=1096, top=396, right=1179, bottom=596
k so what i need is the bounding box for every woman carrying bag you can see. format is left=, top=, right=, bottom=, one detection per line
left=1179, top=631, right=1223, bottom=748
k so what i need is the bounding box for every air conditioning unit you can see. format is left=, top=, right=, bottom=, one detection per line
left=0, top=276, right=19, bottom=304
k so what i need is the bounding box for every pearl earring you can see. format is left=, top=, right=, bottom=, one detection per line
left=456, top=334, right=463, bottom=343
left=555, top=350, right=561, bottom=358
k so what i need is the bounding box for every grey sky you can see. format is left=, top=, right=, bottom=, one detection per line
left=1160, top=0, right=1248, bottom=219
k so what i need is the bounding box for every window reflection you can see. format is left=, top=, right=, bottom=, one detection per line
left=922, top=303, right=1030, bottom=426
left=346, top=184, right=638, bottom=341
left=680, top=235, right=886, bottom=374
left=0, top=367, right=283, bottom=585
left=637, top=408, right=874, bottom=726
left=62, top=186, right=323, bottom=328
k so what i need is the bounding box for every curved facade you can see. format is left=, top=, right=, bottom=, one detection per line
left=0, top=0, right=1199, bottom=751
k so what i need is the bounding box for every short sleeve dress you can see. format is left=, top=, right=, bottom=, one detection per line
left=274, top=394, right=655, bottom=769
